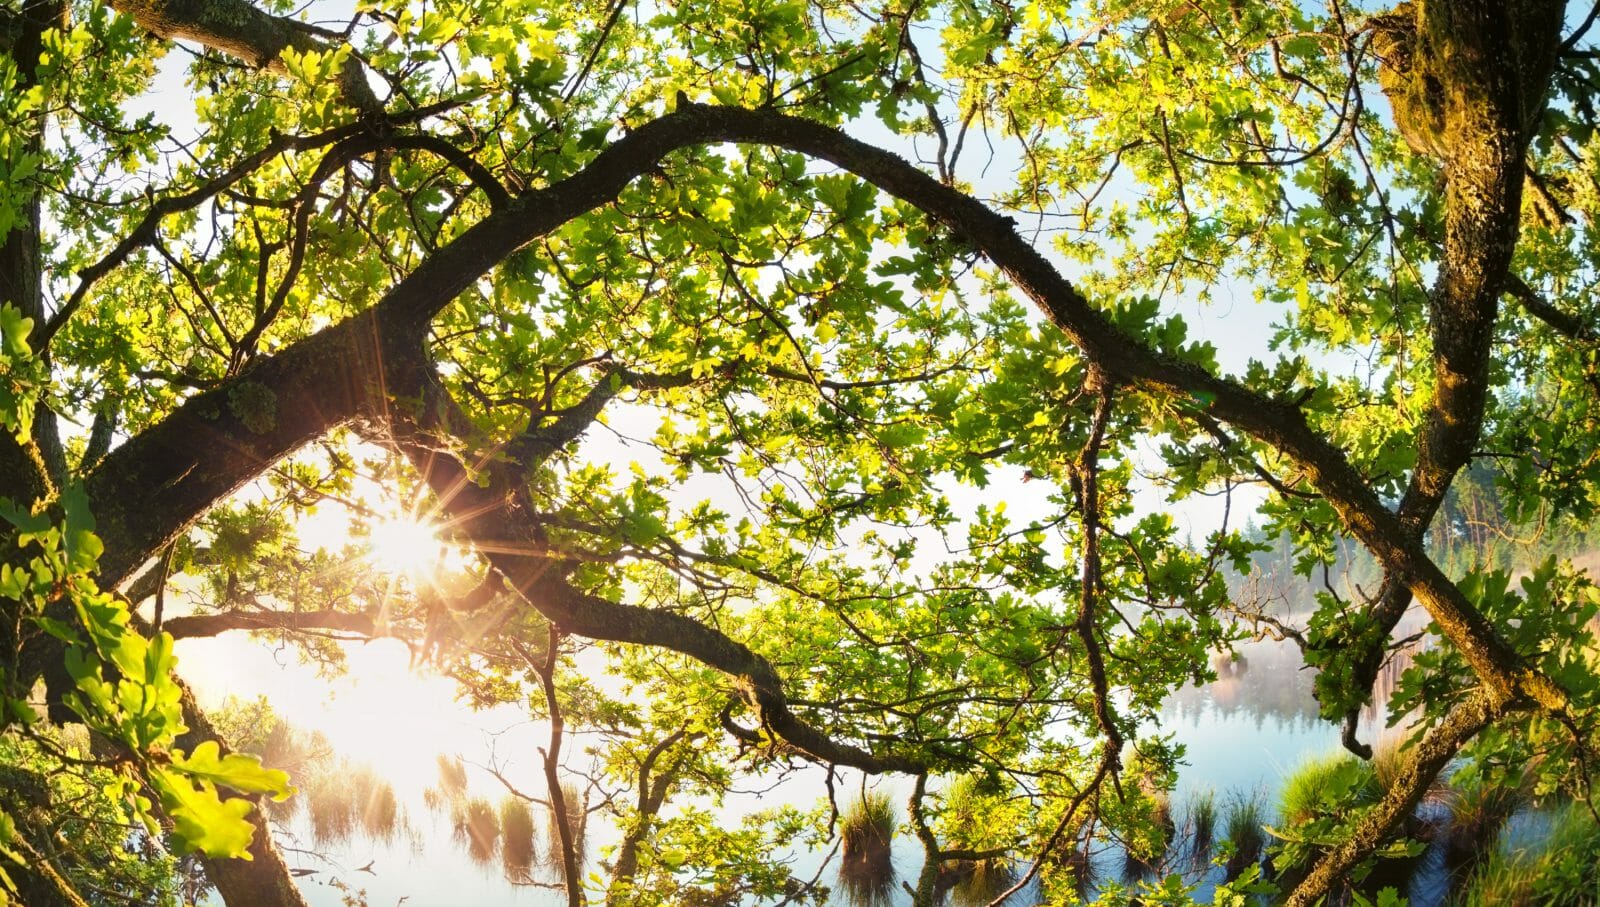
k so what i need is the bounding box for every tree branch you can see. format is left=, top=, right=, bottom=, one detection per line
left=1286, top=691, right=1509, bottom=906
left=376, top=357, right=933, bottom=775
left=110, top=0, right=383, bottom=116
left=78, top=101, right=1567, bottom=780
left=161, top=608, right=386, bottom=639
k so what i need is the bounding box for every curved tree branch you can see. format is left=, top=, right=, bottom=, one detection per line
left=375, top=355, right=933, bottom=776
left=84, top=99, right=1568, bottom=744
left=54, top=99, right=1573, bottom=907
left=1287, top=691, right=1510, bottom=906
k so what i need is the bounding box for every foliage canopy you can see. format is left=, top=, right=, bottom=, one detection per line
left=3, top=0, right=1600, bottom=903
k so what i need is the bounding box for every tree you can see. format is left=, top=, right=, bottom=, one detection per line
left=2, top=0, right=1599, bottom=903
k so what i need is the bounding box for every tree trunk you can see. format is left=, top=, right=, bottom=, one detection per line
left=171, top=682, right=311, bottom=907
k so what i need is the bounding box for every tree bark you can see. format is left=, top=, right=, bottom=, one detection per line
left=109, top=0, right=382, bottom=116
left=170, top=680, right=311, bottom=907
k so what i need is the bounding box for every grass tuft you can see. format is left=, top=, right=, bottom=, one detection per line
left=1458, top=804, right=1600, bottom=906
left=947, top=858, right=1016, bottom=907
left=499, top=796, right=537, bottom=877
left=1222, top=794, right=1266, bottom=882
left=1187, top=787, right=1218, bottom=863
left=839, top=790, right=897, bottom=906
left=454, top=796, right=500, bottom=865
left=1277, top=752, right=1381, bottom=828
left=1444, top=769, right=1529, bottom=871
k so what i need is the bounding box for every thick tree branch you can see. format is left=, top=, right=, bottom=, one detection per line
left=1287, top=691, right=1508, bottom=906
left=84, top=311, right=400, bottom=587
left=1390, top=0, right=1564, bottom=539
left=161, top=608, right=386, bottom=639
left=375, top=357, right=932, bottom=776
left=1507, top=272, right=1598, bottom=342
left=0, top=0, right=67, bottom=506
left=1317, top=0, right=1567, bottom=762
left=81, top=100, right=1568, bottom=747
left=110, top=0, right=382, bottom=116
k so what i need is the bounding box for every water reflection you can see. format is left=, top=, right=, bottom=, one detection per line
left=255, top=722, right=415, bottom=848
left=244, top=601, right=1561, bottom=907
left=940, top=859, right=1017, bottom=906
left=838, top=792, right=899, bottom=907
left=1142, top=609, right=1557, bottom=907
left=500, top=797, right=537, bottom=880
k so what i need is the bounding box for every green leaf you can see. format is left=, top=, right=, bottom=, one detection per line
left=0, top=305, right=31, bottom=359
left=149, top=766, right=258, bottom=859
left=0, top=498, right=48, bottom=535
left=170, top=740, right=293, bottom=800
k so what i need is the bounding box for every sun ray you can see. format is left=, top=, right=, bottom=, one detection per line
left=367, top=516, right=443, bottom=576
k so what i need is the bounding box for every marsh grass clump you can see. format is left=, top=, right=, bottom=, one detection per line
left=1278, top=753, right=1381, bottom=828
left=946, top=858, right=1016, bottom=907
left=455, top=796, right=500, bottom=864
left=1121, top=756, right=1177, bottom=880
left=1274, top=751, right=1429, bottom=894
left=1458, top=804, right=1600, bottom=906
left=306, top=772, right=356, bottom=845
left=1444, top=770, right=1529, bottom=871
left=436, top=754, right=469, bottom=799
left=1222, top=795, right=1265, bottom=882
left=1123, top=801, right=1175, bottom=881
left=347, top=767, right=400, bottom=842
left=1186, top=788, right=1218, bottom=863
left=362, top=779, right=401, bottom=841
left=498, top=796, right=536, bottom=878
left=839, top=790, right=897, bottom=906
left=1371, top=738, right=1410, bottom=796
left=217, top=709, right=410, bottom=845
left=1271, top=753, right=1381, bottom=885
left=1056, top=839, right=1097, bottom=898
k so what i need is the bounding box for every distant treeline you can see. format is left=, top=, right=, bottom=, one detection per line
left=1234, top=462, right=1600, bottom=618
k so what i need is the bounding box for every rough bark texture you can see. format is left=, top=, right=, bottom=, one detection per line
left=1395, top=0, right=1564, bottom=529
left=1292, top=2, right=1566, bottom=897
left=1330, top=0, right=1566, bottom=753
left=109, top=0, right=382, bottom=116
left=171, top=681, right=311, bottom=907
left=85, top=311, right=396, bottom=587
left=1285, top=693, right=1506, bottom=907
left=0, top=0, right=65, bottom=505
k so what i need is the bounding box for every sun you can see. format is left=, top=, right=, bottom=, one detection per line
left=366, top=516, right=442, bottom=576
